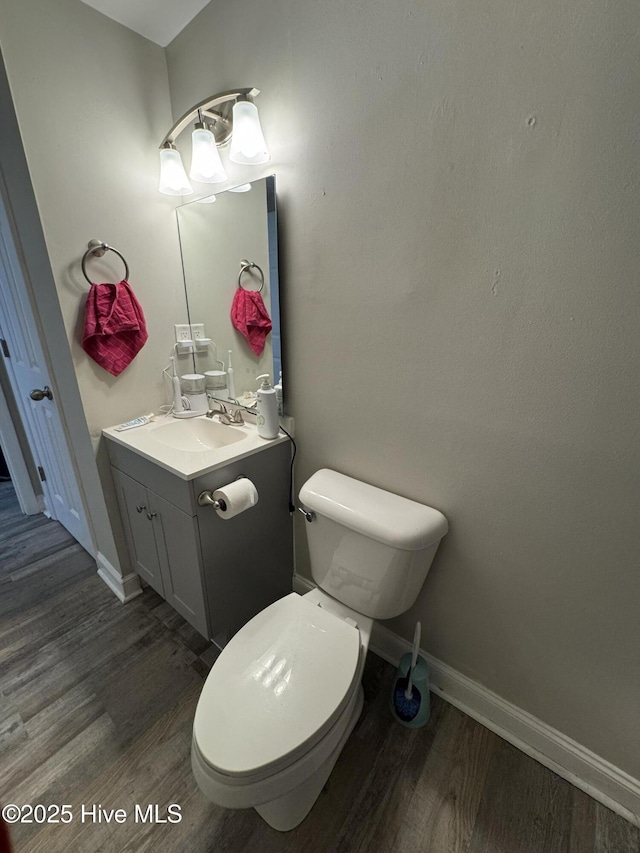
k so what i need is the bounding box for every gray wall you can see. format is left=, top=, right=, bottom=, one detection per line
left=0, top=0, right=188, bottom=569
left=166, top=0, right=640, bottom=779
left=0, top=0, right=186, bottom=432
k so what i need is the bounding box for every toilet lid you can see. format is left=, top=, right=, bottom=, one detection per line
left=194, top=593, right=361, bottom=778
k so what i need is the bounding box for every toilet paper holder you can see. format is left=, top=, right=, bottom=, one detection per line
left=197, top=475, right=247, bottom=511
left=197, top=491, right=226, bottom=511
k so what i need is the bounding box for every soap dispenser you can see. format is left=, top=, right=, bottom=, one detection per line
left=256, top=374, right=279, bottom=439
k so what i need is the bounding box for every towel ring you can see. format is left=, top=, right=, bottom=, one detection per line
left=238, top=259, right=265, bottom=292
left=82, top=239, right=130, bottom=285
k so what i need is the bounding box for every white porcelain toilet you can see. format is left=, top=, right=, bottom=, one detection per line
left=191, top=468, right=448, bottom=831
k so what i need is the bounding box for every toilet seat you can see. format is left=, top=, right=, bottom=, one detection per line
left=193, top=593, right=362, bottom=781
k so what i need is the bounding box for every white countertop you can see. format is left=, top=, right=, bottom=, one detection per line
left=103, top=412, right=290, bottom=480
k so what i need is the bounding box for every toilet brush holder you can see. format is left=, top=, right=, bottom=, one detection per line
left=390, top=653, right=431, bottom=728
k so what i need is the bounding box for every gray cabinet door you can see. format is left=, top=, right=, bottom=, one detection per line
left=112, top=469, right=164, bottom=597
left=150, top=492, right=209, bottom=638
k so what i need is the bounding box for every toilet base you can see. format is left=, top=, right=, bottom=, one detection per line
left=255, top=686, right=364, bottom=831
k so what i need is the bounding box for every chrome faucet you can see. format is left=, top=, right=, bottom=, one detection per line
left=206, top=401, right=228, bottom=418
left=206, top=400, right=244, bottom=425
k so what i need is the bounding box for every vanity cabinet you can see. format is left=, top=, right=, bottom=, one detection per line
left=111, top=469, right=208, bottom=636
left=107, top=437, right=293, bottom=644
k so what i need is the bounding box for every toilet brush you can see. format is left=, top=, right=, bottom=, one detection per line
left=390, top=621, right=430, bottom=727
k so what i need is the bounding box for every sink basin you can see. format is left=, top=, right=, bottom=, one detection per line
left=149, top=418, right=246, bottom=453
left=104, top=412, right=289, bottom=480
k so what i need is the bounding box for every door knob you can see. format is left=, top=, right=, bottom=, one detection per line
left=30, top=386, right=53, bottom=402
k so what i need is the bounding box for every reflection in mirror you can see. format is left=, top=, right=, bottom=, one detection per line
left=176, top=175, right=282, bottom=408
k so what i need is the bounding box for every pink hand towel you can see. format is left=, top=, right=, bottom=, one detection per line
left=82, top=280, right=148, bottom=377
left=230, top=288, right=272, bottom=356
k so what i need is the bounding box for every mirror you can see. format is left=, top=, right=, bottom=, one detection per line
left=176, top=175, right=282, bottom=407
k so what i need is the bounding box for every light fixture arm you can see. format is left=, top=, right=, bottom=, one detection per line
left=159, top=87, right=259, bottom=149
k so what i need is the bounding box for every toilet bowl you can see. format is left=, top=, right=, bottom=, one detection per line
left=191, top=589, right=371, bottom=830
left=192, top=469, right=448, bottom=831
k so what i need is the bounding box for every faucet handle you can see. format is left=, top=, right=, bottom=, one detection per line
left=206, top=400, right=228, bottom=418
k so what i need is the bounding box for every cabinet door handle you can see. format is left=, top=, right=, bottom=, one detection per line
left=136, top=504, right=146, bottom=513
left=147, top=512, right=157, bottom=520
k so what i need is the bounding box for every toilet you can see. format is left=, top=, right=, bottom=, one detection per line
left=191, top=468, right=448, bottom=831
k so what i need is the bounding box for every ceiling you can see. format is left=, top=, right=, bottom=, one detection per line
left=79, top=0, right=211, bottom=47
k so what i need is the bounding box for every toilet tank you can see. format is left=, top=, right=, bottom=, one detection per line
left=299, top=469, right=448, bottom=620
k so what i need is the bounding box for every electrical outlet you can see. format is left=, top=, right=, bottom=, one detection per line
left=174, top=324, right=192, bottom=343
left=191, top=323, right=205, bottom=341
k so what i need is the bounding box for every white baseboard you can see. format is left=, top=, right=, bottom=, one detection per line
left=292, top=574, right=640, bottom=827
left=96, top=552, right=143, bottom=604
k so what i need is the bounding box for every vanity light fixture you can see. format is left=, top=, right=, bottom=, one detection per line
left=190, top=115, right=227, bottom=184
left=158, top=88, right=269, bottom=196
left=229, top=101, right=269, bottom=165
left=159, top=145, right=193, bottom=196
left=228, top=183, right=252, bottom=193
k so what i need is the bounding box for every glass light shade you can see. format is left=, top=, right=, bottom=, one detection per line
left=229, top=101, right=270, bottom=165
left=228, top=183, right=252, bottom=193
left=190, top=127, right=227, bottom=183
left=196, top=194, right=217, bottom=204
left=159, top=148, right=193, bottom=196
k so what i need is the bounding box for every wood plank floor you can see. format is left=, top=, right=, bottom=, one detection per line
left=0, top=479, right=638, bottom=853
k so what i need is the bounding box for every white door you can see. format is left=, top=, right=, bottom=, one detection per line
left=0, top=195, right=94, bottom=554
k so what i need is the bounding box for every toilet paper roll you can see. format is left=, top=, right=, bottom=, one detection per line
left=213, top=478, right=258, bottom=520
